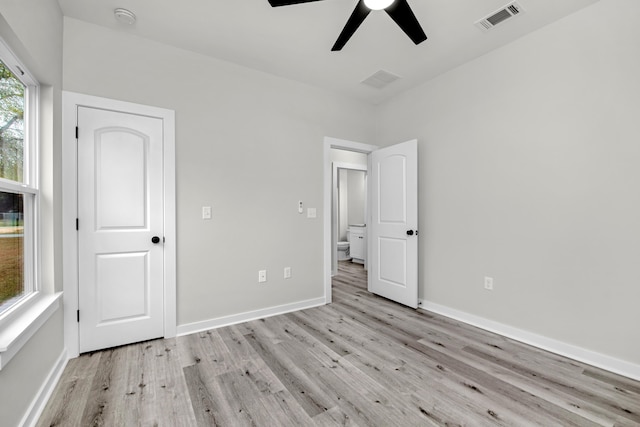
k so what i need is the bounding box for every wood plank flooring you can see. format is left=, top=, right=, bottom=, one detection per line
left=37, top=262, right=640, bottom=426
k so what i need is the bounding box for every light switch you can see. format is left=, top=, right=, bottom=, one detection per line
left=307, top=208, right=316, bottom=218
left=202, top=206, right=212, bottom=220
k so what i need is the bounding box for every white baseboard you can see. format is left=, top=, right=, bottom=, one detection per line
left=177, top=297, right=326, bottom=336
left=419, top=300, right=640, bottom=381
left=21, top=349, right=68, bottom=427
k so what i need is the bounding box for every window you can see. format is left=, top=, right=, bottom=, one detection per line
left=0, top=41, right=38, bottom=317
left=0, top=37, right=57, bottom=371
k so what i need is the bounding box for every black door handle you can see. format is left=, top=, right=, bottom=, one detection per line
left=406, top=230, right=414, bottom=236
left=151, top=236, right=161, bottom=244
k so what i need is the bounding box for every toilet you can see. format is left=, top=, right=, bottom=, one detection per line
left=337, top=241, right=351, bottom=261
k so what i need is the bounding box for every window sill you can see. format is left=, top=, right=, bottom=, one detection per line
left=0, top=292, right=62, bottom=370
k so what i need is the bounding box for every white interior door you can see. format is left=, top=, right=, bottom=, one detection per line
left=369, top=140, right=418, bottom=308
left=77, top=106, right=164, bottom=353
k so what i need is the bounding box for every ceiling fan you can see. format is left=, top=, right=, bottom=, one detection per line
left=268, top=0, right=427, bottom=51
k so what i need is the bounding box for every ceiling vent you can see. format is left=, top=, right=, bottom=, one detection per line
left=361, top=70, right=401, bottom=89
left=475, top=1, right=524, bottom=32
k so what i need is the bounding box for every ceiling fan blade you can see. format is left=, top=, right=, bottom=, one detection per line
left=268, top=0, right=324, bottom=6
left=384, top=0, right=427, bottom=45
left=331, top=0, right=371, bottom=51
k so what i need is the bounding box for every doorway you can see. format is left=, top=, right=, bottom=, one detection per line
left=332, top=161, right=368, bottom=275
left=62, top=92, right=177, bottom=357
left=323, top=137, right=378, bottom=303
left=323, top=137, right=419, bottom=309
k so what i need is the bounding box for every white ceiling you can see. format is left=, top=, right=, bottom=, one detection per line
left=57, top=0, right=599, bottom=104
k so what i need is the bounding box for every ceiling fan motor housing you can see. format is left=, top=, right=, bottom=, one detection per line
left=268, top=0, right=427, bottom=51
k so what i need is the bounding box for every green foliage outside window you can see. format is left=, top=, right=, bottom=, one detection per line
left=0, top=60, right=25, bottom=309
left=0, top=59, right=24, bottom=183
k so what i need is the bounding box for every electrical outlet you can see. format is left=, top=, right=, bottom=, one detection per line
left=202, top=206, right=212, bottom=220
left=284, top=267, right=291, bottom=279
left=258, top=270, right=267, bottom=283
left=484, top=276, right=493, bottom=290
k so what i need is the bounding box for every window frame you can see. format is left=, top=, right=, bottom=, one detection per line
left=0, top=37, right=57, bottom=371
left=0, top=37, right=39, bottom=316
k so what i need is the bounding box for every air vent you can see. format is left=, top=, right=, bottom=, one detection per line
left=475, top=1, right=524, bottom=32
left=360, top=70, right=401, bottom=89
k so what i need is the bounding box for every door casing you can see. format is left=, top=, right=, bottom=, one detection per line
left=62, top=91, right=176, bottom=358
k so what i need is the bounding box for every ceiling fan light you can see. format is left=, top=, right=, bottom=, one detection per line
left=364, top=0, right=395, bottom=11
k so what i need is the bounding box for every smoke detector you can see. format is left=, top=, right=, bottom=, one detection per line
left=114, top=8, right=136, bottom=25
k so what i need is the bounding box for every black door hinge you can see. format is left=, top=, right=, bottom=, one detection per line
left=75, top=126, right=78, bottom=139
left=76, top=218, right=79, bottom=230
left=77, top=310, right=80, bottom=322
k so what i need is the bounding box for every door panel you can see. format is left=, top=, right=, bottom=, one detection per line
left=379, top=237, right=406, bottom=286
left=96, top=129, right=148, bottom=229
left=78, top=106, right=164, bottom=353
left=369, top=140, right=418, bottom=308
left=379, top=155, right=407, bottom=223
left=96, top=252, right=149, bottom=322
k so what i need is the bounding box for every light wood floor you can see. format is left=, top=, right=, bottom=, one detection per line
left=38, top=262, right=640, bottom=426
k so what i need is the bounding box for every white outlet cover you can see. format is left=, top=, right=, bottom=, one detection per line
left=202, top=206, right=212, bottom=220
left=307, top=208, right=317, bottom=218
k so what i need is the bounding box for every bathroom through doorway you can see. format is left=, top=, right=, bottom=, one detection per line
left=331, top=149, right=368, bottom=299
left=323, top=137, right=379, bottom=304
left=333, top=161, right=367, bottom=269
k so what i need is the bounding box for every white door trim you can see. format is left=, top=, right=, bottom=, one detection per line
left=62, top=91, right=176, bottom=358
left=323, top=137, right=378, bottom=304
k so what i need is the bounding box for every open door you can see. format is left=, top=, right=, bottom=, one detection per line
left=368, top=140, right=418, bottom=308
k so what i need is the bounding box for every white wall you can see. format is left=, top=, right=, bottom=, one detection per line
left=62, top=18, right=375, bottom=326
left=347, top=170, right=366, bottom=226
left=0, top=0, right=64, bottom=425
left=375, top=0, right=640, bottom=365
left=338, top=169, right=349, bottom=241
left=336, top=169, right=366, bottom=241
